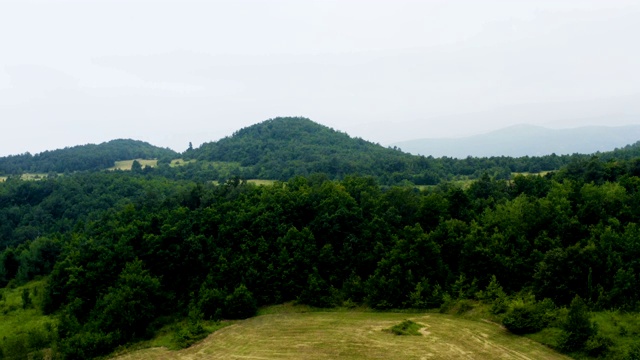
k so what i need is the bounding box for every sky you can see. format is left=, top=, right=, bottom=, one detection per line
left=1, top=0, right=640, bottom=156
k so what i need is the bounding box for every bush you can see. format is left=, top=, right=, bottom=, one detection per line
left=624, top=343, right=640, bottom=360
left=560, top=295, right=595, bottom=352
left=388, top=320, right=423, bottom=336
left=453, top=299, right=474, bottom=315
left=503, top=304, right=545, bottom=334
left=584, top=334, right=613, bottom=357
left=21, top=288, right=32, bottom=309
left=60, top=331, right=116, bottom=360
left=224, top=284, right=257, bottom=319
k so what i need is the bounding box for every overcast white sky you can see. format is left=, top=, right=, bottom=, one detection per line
left=1, top=0, right=640, bottom=155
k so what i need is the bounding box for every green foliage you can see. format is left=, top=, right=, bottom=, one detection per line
left=171, top=303, right=208, bottom=349
left=388, top=319, right=423, bottom=336
left=625, top=343, right=640, bottom=360
left=91, top=259, right=161, bottom=339
left=503, top=298, right=557, bottom=335
left=560, top=295, right=596, bottom=352
left=224, top=284, right=257, bottom=319
left=0, top=138, right=177, bottom=174
left=21, top=288, right=32, bottom=309
left=476, top=275, right=508, bottom=314
left=3, top=138, right=640, bottom=358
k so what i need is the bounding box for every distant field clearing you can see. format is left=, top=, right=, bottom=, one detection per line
left=247, top=179, right=276, bottom=186
left=110, top=159, right=158, bottom=171
left=512, top=171, right=551, bottom=177
left=112, top=312, right=568, bottom=360
left=170, top=158, right=197, bottom=167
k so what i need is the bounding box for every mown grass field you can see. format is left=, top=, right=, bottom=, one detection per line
left=110, top=159, right=159, bottom=170
left=112, top=309, right=569, bottom=360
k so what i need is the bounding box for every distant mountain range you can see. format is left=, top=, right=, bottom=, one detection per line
left=391, top=124, right=640, bottom=158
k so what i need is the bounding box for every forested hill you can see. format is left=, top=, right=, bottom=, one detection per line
left=185, top=117, right=640, bottom=184
left=0, top=139, right=178, bottom=174
left=188, top=117, right=418, bottom=180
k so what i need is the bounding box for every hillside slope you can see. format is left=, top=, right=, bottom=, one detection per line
left=0, top=139, right=178, bottom=174
left=111, top=312, right=569, bottom=360
left=189, top=117, right=417, bottom=180
left=393, top=124, right=640, bottom=158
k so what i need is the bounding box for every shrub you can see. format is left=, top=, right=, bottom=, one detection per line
left=503, top=304, right=545, bottom=334
left=21, top=288, right=32, bottom=309
left=624, top=343, right=640, bottom=360
left=560, top=295, right=595, bottom=352
left=584, top=334, right=613, bottom=357
left=224, top=284, right=257, bottom=319
left=453, top=299, right=474, bottom=315
left=388, top=320, right=423, bottom=336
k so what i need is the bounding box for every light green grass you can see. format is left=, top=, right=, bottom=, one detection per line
left=0, top=279, right=56, bottom=354
left=110, top=319, right=232, bottom=357
left=512, top=171, right=551, bottom=177
left=590, top=311, right=640, bottom=356
left=246, top=179, right=277, bottom=186
left=111, top=307, right=569, bottom=360
left=0, top=279, right=52, bottom=334
left=20, top=173, right=49, bottom=181
left=170, top=159, right=197, bottom=167
left=110, top=159, right=159, bottom=171
left=0, top=176, right=6, bottom=182
left=416, top=179, right=475, bottom=191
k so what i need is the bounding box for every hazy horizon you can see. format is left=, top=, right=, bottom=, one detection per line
left=2, top=0, right=640, bottom=156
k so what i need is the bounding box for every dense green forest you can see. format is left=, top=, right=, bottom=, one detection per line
left=187, top=117, right=640, bottom=184
left=4, top=117, right=640, bottom=186
left=0, top=139, right=177, bottom=174
left=2, top=118, right=640, bottom=359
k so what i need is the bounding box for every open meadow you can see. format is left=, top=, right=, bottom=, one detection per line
left=112, top=310, right=568, bottom=360
left=109, top=159, right=159, bottom=170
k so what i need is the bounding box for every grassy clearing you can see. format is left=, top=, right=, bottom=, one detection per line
left=246, top=179, right=277, bottom=186
left=416, top=179, right=475, bottom=191
left=0, top=279, right=56, bottom=357
left=170, top=158, right=197, bottom=167
left=21, top=173, right=49, bottom=180
left=0, top=174, right=59, bottom=181
left=110, top=159, right=159, bottom=170
left=0, top=279, right=52, bottom=335
left=109, top=319, right=232, bottom=358
left=512, top=171, right=551, bottom=177
left=111, top=309, right=569, bottom=360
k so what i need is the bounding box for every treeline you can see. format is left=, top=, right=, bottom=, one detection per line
left=188, top=117, right=640, bottom=184
left=3, top=117, right=640, bottom=187
left=0, top=172, right=195, bottom=248
left=0, top=139, right=177, bottom=174
left=2, top=155, right=640, bottom=358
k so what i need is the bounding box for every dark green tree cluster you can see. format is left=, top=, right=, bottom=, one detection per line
left=7, top=155, right=640, bottom=357
left=186, top=117, right=640, bottom=185
left=3, top=133, right=640, bottom=358
left=0, top=139, right=177, bottom=174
